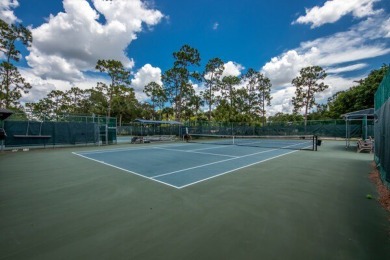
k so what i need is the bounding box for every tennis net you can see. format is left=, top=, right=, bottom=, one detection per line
left=188, top=134, right=318, bottom=151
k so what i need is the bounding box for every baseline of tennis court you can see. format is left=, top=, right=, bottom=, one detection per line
left=73, top=142, right=307, bottom=188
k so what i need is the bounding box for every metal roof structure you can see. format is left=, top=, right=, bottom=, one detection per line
left=342, top=108, right=375, bottom=119
left=342, top=108, right=375, bottom=148
left=0, top=108, right=14, bottom=121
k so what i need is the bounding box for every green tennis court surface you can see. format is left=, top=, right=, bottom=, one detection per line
left=73, top=143, right=306, bottom=188
left=0, top=141, right=388, bottom=259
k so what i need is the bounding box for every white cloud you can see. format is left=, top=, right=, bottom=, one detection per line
left=326, top=63, right=368, bottom=73
left=19, top=67, right=108, bottom=104
left=262, top=50, right=308, bottom=88
left=267, top=75, right=358, bottom=115
left=268, top=87, right=296, bottom=115
left=263, top=15, right=390, bottom=86
left=0, top=0, right=19, bottom=24
left=294, top=0, right=381, bottom=28
left=26, top=0, right=164, bottom=81
left=318, top=75, right=356, bottom=102
left=131, top=64, right=162, bottom=101
left=221, top=61, right=244, bottom=78
left=263, top=14, right=390, bottom=115
left=382, top=17, right=390, bottom=38
left=21, top=63, right=163, bottom=104
left=212, top=22, right=219, bottom=30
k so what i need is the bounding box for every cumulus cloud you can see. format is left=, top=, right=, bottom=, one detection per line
left=26, top=0, right=164, bottom=81
left=262, top=50, right=308, bottom=88
left=19, top=68, right=109, bottom=105
left=318, top=75, right=357, bottom=101
left=264, top=15, right=390, bottom=86
left=131, top=64, right=162, bottom=101
left=221, top=61, right=244, bottom=78
left=22, top=62, right=163, bottom=104
left=266, top=75, right=358, bottom=116
left=0, top=0, right=19, bottom=24
left=268, top=87, right=296, bottom=115
left=263, top=14, right=390, bottom=115
left=20, top=68, right=75, bottom=104
left=293, top=0, right=381, bottom=28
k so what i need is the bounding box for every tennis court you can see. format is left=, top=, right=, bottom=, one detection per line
left=0, top=140, right=389, bottom=259
left=73, top=136, right=315, bottom=188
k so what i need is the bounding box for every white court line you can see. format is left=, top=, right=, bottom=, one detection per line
left=153, top=147, right=238, bottom=158
left=72, top=152, right=180, bottom=189
left=189, top=145, right=236, bottom=151
left=74, top=143, right=190, bottom=155
left=151, top=148, right=279, bottom=179
left=177, top=149, right=298, bottom=189
left=236, top=140, right=312, bottom=148
left=73, top=141, right=313, bottom=189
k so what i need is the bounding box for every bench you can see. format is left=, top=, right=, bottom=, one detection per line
left=357, top=138, right=374, bottom=153
left=13, top=135, right=52, bottom=138
left=131, top=136, right=147, bottom=144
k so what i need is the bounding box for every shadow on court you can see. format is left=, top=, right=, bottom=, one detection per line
left=0, top=140, right=388, bottom=259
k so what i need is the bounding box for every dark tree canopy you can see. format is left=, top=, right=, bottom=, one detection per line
left=163, top=44, right=201, bottom=121
left=0, top=19, right=32, bottom=109
left=95, top=59, right=132, bottom=117
left=325, top=64, right=389, bottom=118
left=292, top=66, right=328, bottom=126
left=7, top=33, right=388, bottom=126
left=202, top=57, right=224, bottom=121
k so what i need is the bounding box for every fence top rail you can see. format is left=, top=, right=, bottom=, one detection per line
left=134, top=119, right=182, bottom=125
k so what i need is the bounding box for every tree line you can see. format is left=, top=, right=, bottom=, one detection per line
left=1, top=19, right=388, bottom=125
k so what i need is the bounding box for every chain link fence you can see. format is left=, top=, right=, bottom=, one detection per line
left=1, top=114, right=117, bottom=149
left=374, top=70, right=390, bottom=187
left=184, top=120, right=372, bottom=139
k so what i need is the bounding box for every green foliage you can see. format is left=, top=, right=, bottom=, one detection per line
left=0, top=63, right=31, bottom=109
left=182, top=94, right=204, bottom=121
left=0, top=19, right=32, bottom=109
left=26, top=90, right=68, bottom=120
left=292, top=66, right=328, bottom=125
left=213, top=99, right=231, bottom=122
left=220, top=75, right=241, bottom=122
left=26, top=85, right=139, bottom=124
left=95, top=59, right=132, bottom=117
left=0, top=19, right=32, bottom=62
left=242, top=68, right=272, bottom=125
left=162, top=44, right=201, bottom=121
left=202, top=57, right=224, bottom=121
left=111, top=85, right=139, bottom=125
left=143, top=81, right=167, bottom=120
left=326, top=64, right=389, bottom=118
left=13, top=32, right=389, bottom=126
left=268, top=112, right=304, bottom=123
left=161, top=107, right=175, bottom=121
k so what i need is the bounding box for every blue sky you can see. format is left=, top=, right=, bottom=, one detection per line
left=2, top=0, right=390, bottom=115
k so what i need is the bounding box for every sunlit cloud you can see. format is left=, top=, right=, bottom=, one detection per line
left=26, top=0, right=164, bottom=81
left=293, top=0, right=381, bottom=28
left=0, top=0, right=19, bottom=24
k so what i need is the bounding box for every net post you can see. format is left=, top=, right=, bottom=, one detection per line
left=314, top=135, right=318, bottom=151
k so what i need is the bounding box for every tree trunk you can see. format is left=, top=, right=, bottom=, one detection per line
left=262, top=94, right=265, bottom=127
left=208, top=84, right=212, bottom=121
